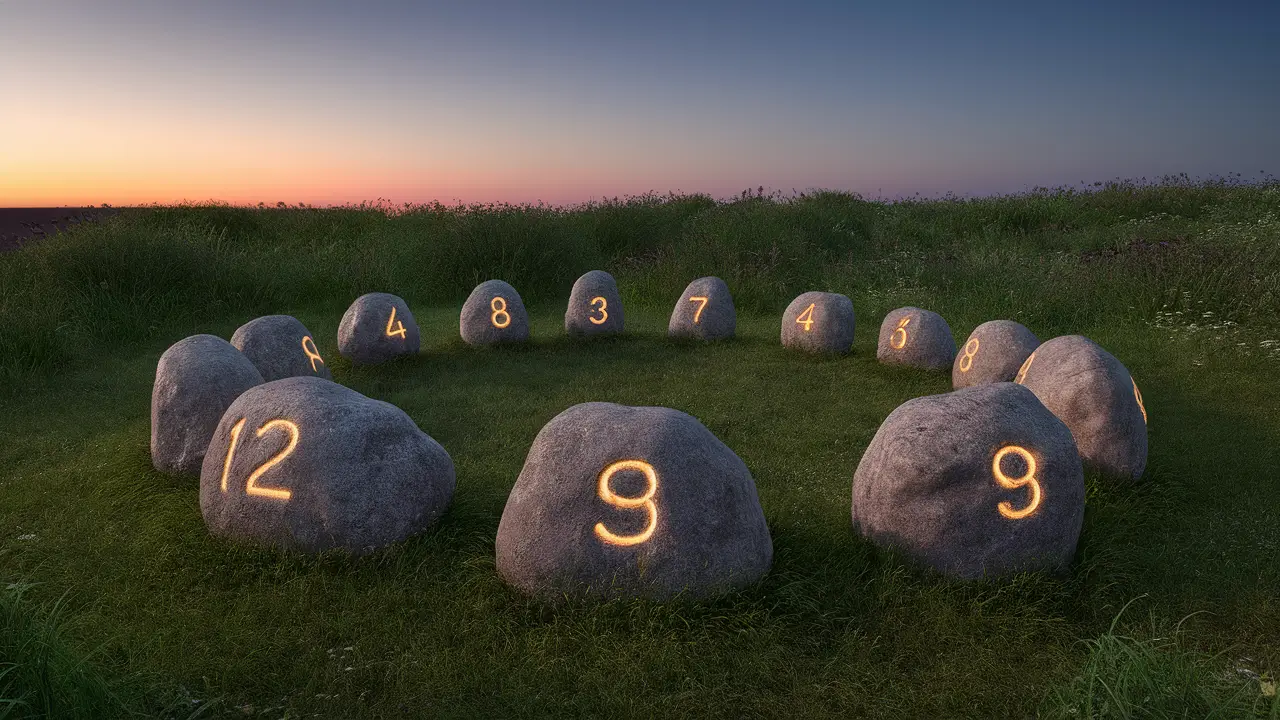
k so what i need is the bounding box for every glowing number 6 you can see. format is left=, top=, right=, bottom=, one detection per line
left=890, top=316, right=911, bottom=349
left=992, top=445, right=1041, bottom=520
left=958, top=338, right=979, bottom=372
left=490, top=297, right=511, bottom=328
left=594, top=459, right=658, bottom=547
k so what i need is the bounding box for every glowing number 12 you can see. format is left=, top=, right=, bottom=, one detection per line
left=220, top=418, right=298, bottom=502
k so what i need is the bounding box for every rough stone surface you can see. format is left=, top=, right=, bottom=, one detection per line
left=230, top=314, right=333, bottom=382
left=780, top=291, right=856, bottom=354
left=852, top=382, right=1085, bottom=579
left=199, top=376, right=455, bottom=554
left=565, top=270, right=624, bottom=337
left=495, top=402, right=773, bottom=601
left=337, top=292, right=420, bottom=365
left=460, top=279, right=530, bottom=346
left=1015, top=335, right=1148, bottom=480
left=668, top=276, right=735, bottom=341
left=876, top=306, right=957, bottom=370
left=151, top=334, right=265, bottom=477
left=952, top=320, right=1040, bottom=389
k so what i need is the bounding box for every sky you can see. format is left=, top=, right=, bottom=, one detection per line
left=1, top=0, right=1277, bottom=207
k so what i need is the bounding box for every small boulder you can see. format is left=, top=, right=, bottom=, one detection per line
left=337, top=292, right=420, bottom=365
left=952, top=320, right=1039, bottom=389
left=460, top=280, right=530, bottom=346
left=781, top=291, right=856, bottom=354
left=231, top=314, right=333, bottom=382
left=876, top=306, right=956, bottom=370
left=151, top=334, right=265, bottom=476
left=565, top=270, right=624, bottom=337
left=199, top=376, right=455, bottom=554
left=496, top=402, right=773, bottom=601
left=852, top=382, right=1085, bottom=579
left=668, top=276, right=735, bottom=341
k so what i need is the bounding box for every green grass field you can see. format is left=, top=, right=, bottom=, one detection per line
left=1, top=178, right=1278, bottom=718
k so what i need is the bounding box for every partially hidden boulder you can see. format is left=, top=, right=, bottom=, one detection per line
left=337, top=292, right=420, bottom=365
left=668, top=276, right=735, bottom=341
left=231, top=314, right=333, bottom=382
left=460, top=279, right=530, bottom=346
left=565, top=270, right=624, bottom=337
left=952, top=320, right=1039, bottom=389
left=876, top=306, right=956, bottom=370
left=780, top=291, right=856, bottom=354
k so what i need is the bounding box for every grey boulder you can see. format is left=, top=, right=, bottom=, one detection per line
left=1015, top=335, right=1148, bottom=480
left=231, top=314, right=333, bottom=382
left=565, top=270, right=624, bottom=337
left=876, top=306, right=957, bottom=370
left=151, top=334, right=264, bottom=476
left=337, top=292, right=420, bottom=365
left=460, top=279, right=530, bottom=346
left=668, top=276, right=735, bottom=341
left=952, top=320, right=1039, bottom=389
left=199, top=376, right=455, bottom=554
left=495, top=402, right=773, bottom=601
left=780, top=291, right=856, bottom=354
left=852, top=382, right=1085, bottom=579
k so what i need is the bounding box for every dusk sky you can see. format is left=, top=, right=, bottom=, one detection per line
left=2, top=0, right=1276, bottom=207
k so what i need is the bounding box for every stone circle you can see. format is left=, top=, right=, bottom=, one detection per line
left=460, top=279, right=530, bottom=346
left=952, top=320, right=1040, bottom=389
left=230, top=314, right=333, bottom=382
left=565, top=270, right=624, bottom=337
left=780, top=291, right=856, bottom=354
left=337, top=292, right=420, bottom=365
left=876, top=306, right=957, bottom=370
left=668, top=276, right=735, bottom=341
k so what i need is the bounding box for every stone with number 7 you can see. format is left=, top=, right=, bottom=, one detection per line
left=565, top=270, right=624, bottom=337
left=461, top=279, right=530, bottom=347
left=337, top=292, right=420, bottom=365
left=781, top=291, right=856, bottom=354
left=876, top=306, right=957, bottom=371
left=668, top=276, right=735, bottom=341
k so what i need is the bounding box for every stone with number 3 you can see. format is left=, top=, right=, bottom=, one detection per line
left=876, top=306, right=957, bottom=371
left=460, top=279, right=530, bottom=347
left=199, top=376, right=456, bottom=554
left=565, top=270, right=624, bottom=337
left=781, top=291, right=856, bottom=354
left=495, top=402, right=773, bottom=601
left=952, top=320, right=1039, bottom=389
left=852, top=382, right=1084, bottom=579
left=231, top=314, right=333, bottom=382
left=668, top=276, right=735, bottom=341
left=337, top=292, right=420, bottom=365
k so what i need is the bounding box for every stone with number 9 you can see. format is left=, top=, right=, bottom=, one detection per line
left=876, top=306, right=957, bottom=371
left=852, top=382, right=1085, bottom=579
left=668, top=276, right=735, bottom=341
left=231, top=314, right=333, bottom=382
left=952, top=319, right=1039, bottom=389
left=199, top=376, right=456, bottom=554
left=495, top=402, right=773, bottom=601
left=337, top=292, right=420, bottom=365
left=780, top=291, right=856, bottom=354
left=565, top=270, right=624, bottom=337
left=460, top=279, right=530, bottom=347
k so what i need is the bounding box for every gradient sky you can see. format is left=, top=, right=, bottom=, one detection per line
left=2, top=0, right=1277, bottom=207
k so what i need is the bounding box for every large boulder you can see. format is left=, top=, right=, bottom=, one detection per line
left=199, top=376, right=455, bottom=554
left=1014, top=335, right=1148, bottom=480
left=231, top=314, right=333, bottom=382
left=460, top=279, right=530, bottom=346
left=852, top=382, right=1085, bottom=579
left=780, top=291, right=856, bottom=354
left=668, top=276, right=735, bottom=341
left=337, top=292, right=421, bottom=365
left=495, top=402, right=773, bottom=601
left=876, top=306, right=956, bottom=370
left=151, top=334, right=264, bottom=476
left=565, top=270, right=624, bottom=337
left=952, top=320, right=1039, bottom=389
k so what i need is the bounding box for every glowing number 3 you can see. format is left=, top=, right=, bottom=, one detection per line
left=796, top=303, right=816, bottom=332
left=220, top=418, right=298, bottom=502
left=689, top=296, right=709, bottom=324
left=300, top=336, right=324, bottom=373
left=890, top=316, right=911, bottom=349
left=1014, top=351, right=1036, bottom=384
left=490, top=297, right=511, bottom=328
left=992, top=445, right=1041, bottom=520
left=385, top=306, right=407, bottom=339
left=958, top=338, right=980, bottom=372
left=1131, top=377, right=1147, bottom=424
left=594, top=459, right=658, bottom=547
left=589, top=296, right=608, bottom=325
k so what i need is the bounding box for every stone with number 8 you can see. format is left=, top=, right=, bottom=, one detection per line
left=337, top=292, right=420, bottom=365
left=231, top=314, right=333, bottom=382
left=852, top=382, right=1085, bottom=579
left=495, top=401, right=773, bottom=601
left=565, top=270, right=624, bottom=337
left=199, top=376, right=456, bottom=554
left=876, top=306, right=957, bottom=371
left=781, top=291, right=856, bottom=354
left=952, top=320, right=1039, bottom=389
left=461, top=279, right=530, bottom=347
left=668, top=276, right=735, bottom=341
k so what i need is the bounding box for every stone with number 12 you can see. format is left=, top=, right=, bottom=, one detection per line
left=952, top=320, right=1039, bottom=389
left=338, top=292, right=420, bottom=365
left=781, top=291, right=856, bottom=354
left=461, top=279, right=530, bottom=346
left=231, top=314, right=332, bottom=382
left=668, top=276, right=735, bottom=341
left=565, top=270, right=624, bottom=337
left=876, top=306, right=957, bottom=371
left=852, top=382, right=1084, bottom=579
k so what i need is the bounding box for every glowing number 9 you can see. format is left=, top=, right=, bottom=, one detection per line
left=385, top=306, right=407, bottom=339
left=490, top=297, right=511, bottom=329
left=992, top=445, right=1041, bottom=520
left=1131, top=377, right=1147, bottom=424
left=220, top=418, right=298, bottom=502
left=1014, top=351, right=1036, bottom=384
left=300, top=336, right=324, bottom=373
left=890, top=316, right=911, bottom=349
left=796, top=303, right=816, bottom=332
left=958, top=338, right=980, bottom=372
left=589, top=296, right=608, bottom=325
left=593, top=459, right=658, bottom=547
left=689, top=296, right=709, bottom=324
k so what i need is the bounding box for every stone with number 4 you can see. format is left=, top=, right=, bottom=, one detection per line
left=199, top=376, right=456, bottom=554
left=781, top=291, right=856, bottom=354
left=461, top=279, right=530, bottom=346
left=1014, top=335, right=1148, bottom=480
left=337, top=292, right=420, bottom=365
left=952, top=320, right=1039, bottom=389
left=231, top=314, right=333, bottom=382
left=876, top=306, right=957, bottom=371
left=565, top=270, right=624, bottom=337
left=668, top=276, right=735, bottom=341
left=495, top=402, right=773, bottom=601
left=852, top=382, right=1085, bottom=579
left=152, top=334, right=265, bottom=477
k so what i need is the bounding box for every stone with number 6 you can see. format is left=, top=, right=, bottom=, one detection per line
left=461, top=279, right=530, bottom=347
left=876, top=306, right=957, bottom=371
left=781, top=291, right=856, bottom=354
left=495, top=402, right=773, bottom=601
left=231, top=314, right=333, bottom=382
left=199, top=376, right=456, bottom=554
left=565, top=270, right=624, bottom=337
left=668, top=276, right=735, bottom=341
left=852, top=382, right=1084, bottom=579
left=338, top=292, right=420, bottom=365
left=952, top=320, right=1039, bottom=389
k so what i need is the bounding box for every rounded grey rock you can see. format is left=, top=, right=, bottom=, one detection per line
left=780, top=291, right=856, bottom=354
left=231, top=314, right=333, bottom=382
left=876, top=306, right=957, bottom=370
left=199, top=376, right=455, bottom=554
left=460, top=279, right=530, bottom=346
left=565, top=270, right=624, bottom=337
left=852, top=382, right=1085, bottom=579
left=151, top=334, right=264, bottom=477
left=668, top=276, right=735, bottom=341
left=495, top=402, right=773, bottom=601
left=337, top=292, right=420, bottom=365
left=952, top=320, right=1040, bottom=389
left=1014, top=335, right=1148, bottom=480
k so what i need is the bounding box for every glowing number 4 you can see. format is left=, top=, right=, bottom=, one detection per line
left=796, top=303, right=816, bottom=332
left=959, top=338, right=980, bottom=372
left=890, top=316, right=911, bottom=349
left=992, top=445, right=1041, bottom=520
left=385, top=306, right=407, bottom=339
left=220, top=418, right=298, bottom=502
left=589, top=296, right=608, bottom=325
left=301, top=336, right=324, bottom=373
left=689, top=296, right=709, bottom=324
left=594, top=459, right=658, bottom=547
left=491, top=297, right=511, bottom=329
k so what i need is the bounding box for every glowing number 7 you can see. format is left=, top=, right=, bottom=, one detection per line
left=689, top=296, right=709, bottom=324
left=220, top=418, right=298, bottom=502
left=385, top=306, right=407, bottom=339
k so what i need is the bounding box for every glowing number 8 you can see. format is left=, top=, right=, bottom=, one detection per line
left=220, top=418, right=298, bottom=502
left=594, top=459, right=658, bottom=547
left=890, top=316, right=911, bottom=349
left=1131, top=377, right=1147, bottom=424
left=958, top=338, right=980, bottom=372
left=490, top=296, right=511, bottom=328
left=992, top=445, right=1041, bottom=520
left=589, top=296, right=608, bottom=325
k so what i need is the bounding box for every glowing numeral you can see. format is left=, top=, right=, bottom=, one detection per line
left=1132, top=377, right=1147, bottom=424
left=490, top=296, right=511, bottom=328
left=219, top=417, right=297, bottom=502
left=958, top=338, right=980, bottom=372
left=385, top=306, right=407, bottom=339
left=796, top=303, right=816, bottom=332
left=890, top=316, right=911, bottom=349
left=689, top=296, right=709, bottom=324
left=992, top=445, right=1041, bottom=520
left=589, top=296, right=608, bottom=325
left=1014, top=351, right=1036, bottom=384
left=593, top=459, right=658, bottom=547
left=301, top=335, right=324, bottom=372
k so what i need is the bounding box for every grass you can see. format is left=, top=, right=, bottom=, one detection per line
left=0, top=175, right=1277, bottom=717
